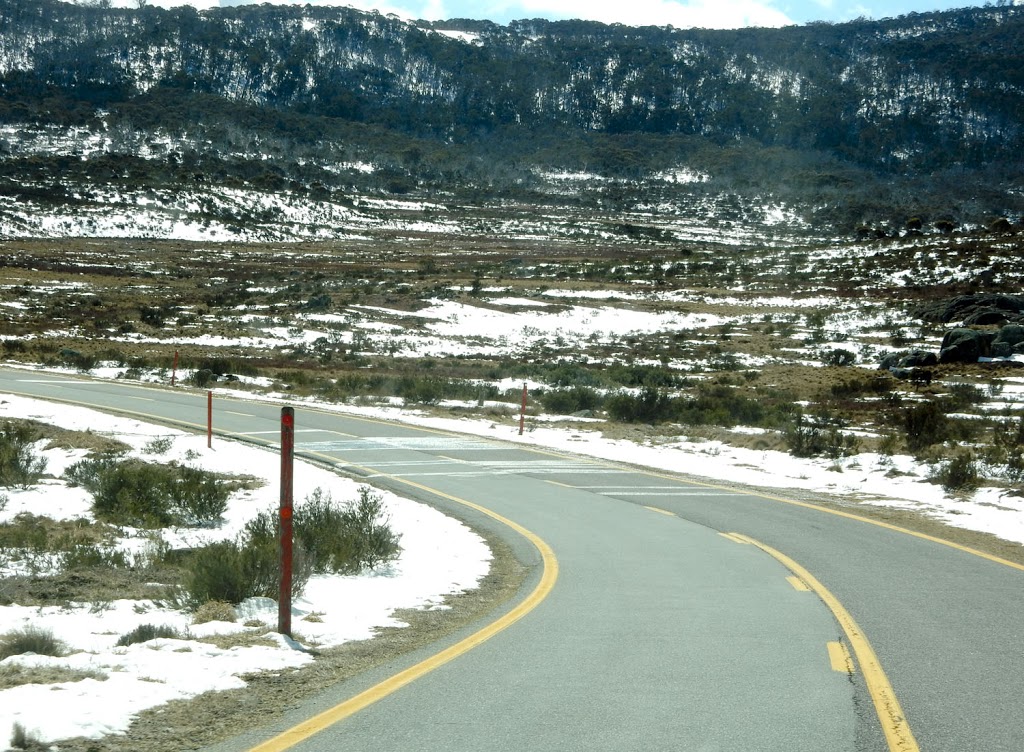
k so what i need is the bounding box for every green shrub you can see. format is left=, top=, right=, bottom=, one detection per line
left=900, top=401, right=950, bottom=453
left=606, top=386, right=677, bottom=424
left=0, top=422, right=47, bottom=489
left=59, top=544, right=130, bottom=571
left=115, top=624, right=184, bottom=647
left=786, top=412, right=860, bottom=459
left=182, top=487, right=401, bottom=606
left=539, top=386, right=603, bottom=415
left=0, top=626, right=66, bottom=660
left=65, top=457, right=230, bottom=528
left=822, top=348, right=856, bottom=367
left=932, top=451, right=980, bottom=494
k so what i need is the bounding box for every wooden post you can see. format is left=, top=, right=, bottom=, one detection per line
left=279, top=407, right=295, bottom=637
left=519, top=383, right=527, bottom=436
left=171, top=350, right=179, bottom=386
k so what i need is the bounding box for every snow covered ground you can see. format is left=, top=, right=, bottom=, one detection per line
left=1, top=359, right=1023, bottom=749
left=0, top=394, right=491, bottom=750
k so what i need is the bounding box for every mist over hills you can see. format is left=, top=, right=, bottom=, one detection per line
left=1, top=0, right=1022, bottom=242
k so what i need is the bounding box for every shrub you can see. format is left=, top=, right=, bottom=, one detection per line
left=606, top=386, right=677, bottom=423
left=182, top=540, right=277, bottom=608
left=182, top=487, right=401, bottom=606
left=786, top=412, right=860, bottom=459
left=10, top=721, right=44, bottom=751
left=900, top=401, right=950, bottom=454
left=143, top=436, right=173, bottom=455
left=539, top=386, right=603, bottom=415
left=0, top=422, right=47, bottom=489
left=932, top=451, right=980, bottom=495
left=822, top=348, right=856, bottom=367
left=0, top=626, right=66, bottom=660
left=65, top=457, right=230, bottom=528
left=59, top=544, right=130, bottom=571
left=115, top=624, right=184, bottom=647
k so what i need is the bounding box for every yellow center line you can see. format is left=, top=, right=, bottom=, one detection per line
left=247, top=451, right=559, bottom=752
left=644, top=505, right=676, bottom=517
left=731, top=533, right=919, bottom=752
left=786, top=575, right=811, bottom=592
left=828, top=641, right=855, bottom=675
left=718, top=532, right=750, bottom=545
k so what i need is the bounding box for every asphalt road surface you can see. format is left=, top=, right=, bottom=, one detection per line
left=3, top=368, right=1023, bottom=752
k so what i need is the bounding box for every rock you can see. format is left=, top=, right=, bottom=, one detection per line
left=879, top=350, right=938, bottom=370
left=939, top=328, right=993, bottom=364
left=914, top=294, right=1024, bottom=324
left=963, top=308, right=1010, bottom=326
left=994, top=324, right=1024, bottom=347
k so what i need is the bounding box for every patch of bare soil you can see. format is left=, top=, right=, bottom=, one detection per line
left=47, top=527, right=527, bottom=752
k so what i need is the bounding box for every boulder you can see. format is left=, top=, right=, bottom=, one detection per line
left=879, top=350, right=938, bottom=370
left=914, top=294, right=1024, bottom=324
left=963, top=308, right=1010, bottom=326
left=939, top=328, right=993, bottom=364
left=994, top=324, right=1024, bottom=347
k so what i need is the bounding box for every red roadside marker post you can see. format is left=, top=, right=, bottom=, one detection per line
left=207, top=390, right=213, bottom=449
left=278, top=407, right=295, bottom=637
left=519, top=383, right=528, bottom=436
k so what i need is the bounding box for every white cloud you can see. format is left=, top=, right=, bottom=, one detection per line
left=505, top=0, right=793, bottom=28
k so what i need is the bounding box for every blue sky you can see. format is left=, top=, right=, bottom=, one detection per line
left=291, top=1, right=1011, bottom=29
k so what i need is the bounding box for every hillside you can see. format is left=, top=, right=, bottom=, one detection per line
left=0, top=0, right=1022, bottom=241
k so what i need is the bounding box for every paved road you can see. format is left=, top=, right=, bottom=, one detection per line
left=3, top=369, right=1023, bottom=751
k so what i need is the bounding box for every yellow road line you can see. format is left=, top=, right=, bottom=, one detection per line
left=828, top=641, right=855, bottom=674
left=732, top=533, right=918, bottom=752
left=247, top=452, right=558, bottom=752
left=718, top=532, right=750, bottom=545
left=786, top=575, right=811, bottom=592
left=0, top=386, right=559, bottom=752
left=644, top=505, right=676, bottom=517
left=8, top=379, right=1024, bottom=577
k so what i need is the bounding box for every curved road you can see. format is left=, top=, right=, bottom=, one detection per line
left=3, top=369, right=1023, bottom=751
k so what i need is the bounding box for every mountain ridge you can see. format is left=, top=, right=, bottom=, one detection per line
left=0, top=0, right=1022, bottom=242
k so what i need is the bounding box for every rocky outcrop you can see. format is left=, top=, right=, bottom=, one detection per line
left=914, top=295, right=1024, bottom=325
left=939, top=328, right=993, bottom=363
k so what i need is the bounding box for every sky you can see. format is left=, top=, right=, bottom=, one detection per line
left=160, top=0, right=1018, bottom=30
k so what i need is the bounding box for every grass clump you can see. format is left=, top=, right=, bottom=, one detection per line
left=115, top=624, right=185, bottom=647
left=0, top=422, right=47, bottom=489
left=10, top=721, right=45, bottom=751
left=0, top=625, right=66, bottom=660
left=193, top=600, right=238, bottom=624
left=65, top=456, right=233, bottom=528
left=0, top=663, right=107, bottom=690
left=182, top=486, right=401, bottom=607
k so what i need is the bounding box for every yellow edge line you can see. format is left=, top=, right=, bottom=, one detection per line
left=249, top=455, right=558, bottom=752
left=828, top=641, right=855, bottom=674
left=732, top=533, right=918, bottom=752
left=0, top=387, right=558, bottom=752
left=786, top=575, right=811, bottom=592
left=644, top=505, right=676, bottom=516
left=13, top=378, right=1023, bottom=575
